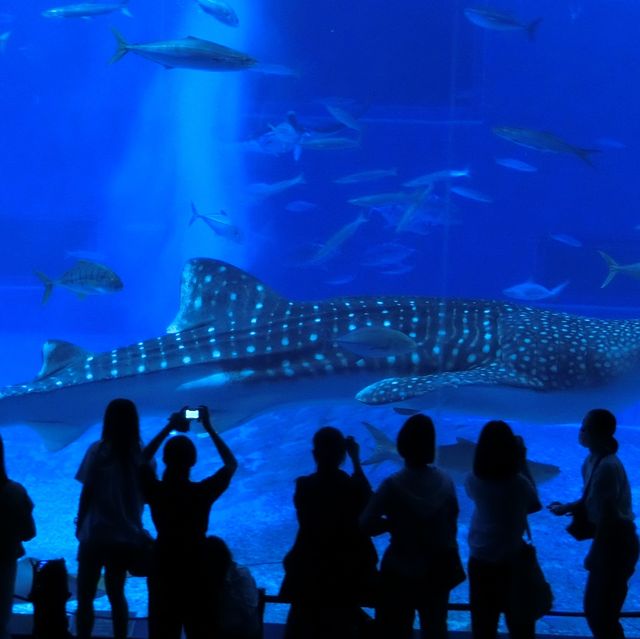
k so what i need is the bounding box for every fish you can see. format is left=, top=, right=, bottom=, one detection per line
left=360, top=422, right=560, bottom=481
left=299, top=135, right=361, bottom=151
left=7, top=258, right=640, bottom=449
left=348, top=192, right=415, bottom=209
left=494, top=158, right=538, bottom=172
left=307, top=213, right=369, bottom=265
left=464, top=7, right=542, bottom=40
left=493, top=126, right=600, bottom=166
left=361, top=243, right=416, bottom=268
left=595, top=137, right=626, bottom=149
left=550, top=233, right=582, bottom=248
left=34, top=260, right=123, bottom=304
left=110, top=29, right=256, bottom=71
left=403, top=168, right=470, bottom=188
left=42, top=1, right=131, bottom=18
left=334, top=169, right=397, bottom=184
left=189, top=202, right=242, bottom=243
left=450, top=185, right=493, bottom=204
left=325, top=104, right=362, bottom=133
left=248, top=174, right=305, bottom=198
left=503, top=279, right=569, bottom=301
left=194, top=0, right=239, bottom=26
left=324, top=274, right=356, bottom=286
left=335, top=327, right=417, bottom=358
left=285, top=200, right=319, bottom=213
left=380, top=263, right=416, bottom=276
left=253, top=121, right=303, bottom=159
left=599, top=251, right=640, bottom=288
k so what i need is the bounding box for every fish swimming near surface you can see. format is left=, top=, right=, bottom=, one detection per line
left=599, top=251, right=640, bottom=288
left=194, top=0, right=239, bottom=26
left=464, top=7, right=542, bottom=40
left=493, top=126, right=600, bottom=166
left=503, top=279, right=569, bottom=301
left=6, top=259, right=640, bottom=449
left=42, top=1, right=131, bottom=18
left=360, top=422, right=560, bottom=482
left=189, top=202, right=242, bottom=243
left=34, top=260, right=123, bottom=304
left=110, top=29, right=256, bottom=71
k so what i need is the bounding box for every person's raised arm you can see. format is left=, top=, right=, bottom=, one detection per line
left=346, top=435, right=370, bottom=490
left=199, top=405, right=238, bottom=475
left=142, top=409, right=189, bottom=462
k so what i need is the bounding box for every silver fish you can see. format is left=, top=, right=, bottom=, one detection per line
left=308, top=213, right=369, bottom=265
left=194, top=0, right=238, bottom=26
left=495, top=157, right=538, bottom=172
left=34, top=260, right=123, bottom=304
left=450, top=185, right=493, bottom=204
left=248, top=174, right=305, bottom=198
left=110, top=29, right=256, bottom=71
left=336, top=327, right=418, bottom=358
left=189, top=203, right=242, bottom=243
left=599, top=252, right=640, bottom=288
left=334, top=169, right=397, bottom=184
left=403, top=168, right=470, bottom=188
left=42, top=1, right=130, bottom=18
left=464, top=7, right=542, bottom=39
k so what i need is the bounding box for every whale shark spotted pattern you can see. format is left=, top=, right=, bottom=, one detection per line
left=1, top=258, right=640, bottom=448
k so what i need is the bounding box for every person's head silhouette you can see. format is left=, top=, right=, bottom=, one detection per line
left=102, top=398, right=141, bottom=459
left=397, top=414, right=435, bottom=468
left=473, top=419, right=521, bottom=480
left=163, top=434, right=197, bottom=479
left=312, top=426, right=347, bottom=470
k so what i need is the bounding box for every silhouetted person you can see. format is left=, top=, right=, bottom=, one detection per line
left=360, top=414, right=463, bottom=639
left=75, top=398, right=148, bottom=639
left=465, top=420, right=541, bottom=639
left=280, top=426, right=378, bottom=639
left=0, top=434, right=35, bottom=639
left=141, top=405, right=238, bottom=639
left=549, top=408, right=639, bottom=639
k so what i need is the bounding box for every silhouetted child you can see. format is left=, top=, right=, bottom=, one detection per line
left=0, top=434, right=35, bottom=639
left=465, top=420, right=541, bottom=639
left=141, top=405, right=238, bottom=639
left=280, top=426, right=378, bottom=639
left=75, top=398, right=148, bottom=639
left=360, top=414, right=463, bottom=639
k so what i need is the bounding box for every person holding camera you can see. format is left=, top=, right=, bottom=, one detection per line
left=141, top=405, right=238, bottom=639
left=465, top=420, right=542, bottom=639
left=548, top=408, right=638, bottom=639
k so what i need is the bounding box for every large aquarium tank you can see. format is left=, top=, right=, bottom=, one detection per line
left=2, top=0, right=640, bottom=635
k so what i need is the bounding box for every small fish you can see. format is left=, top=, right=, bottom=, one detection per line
left=325, top=104, right=362, bottom=133
left=34, top=260, right=123, bottom=304
left=300, top=135, right=360, bottom=151
left=493, top=126, right=599, bottom=166
left=550, top=233, right=582, bottom=248
left=464, top=7, right=542, bottom=40
left=450, top=185, right=493, bottom=203
left=285, top=200, right=318, bottom=213
left=308, top=213, right=369, bottom=265
left=361, top=243, right=416, bottom=268
left=110, top=29, right=256, bottom=71
left=336, top=327, right=417, bottom=358
left=334, top=168, right=397, bottom=184
left=348, top=192, right=415, bottom=209
left=599, top=251, right=640, bottom=288
left=495, top=157, right=537, bottom=172
left=595, top=137, right=626, bottom=150
left=194, top=0, right=238, bottom=26
left=381, top=263, right=416, bottom=276
left=403, top=168, right=470, bottom=188
left=249, top=174, right=305, bottom=198
left=503, top=279, right=569, bottom=301
left=42, top=0, right=131, bottom=18
left=189, top=202, right=242, bottom=243
left=324, top=274, right=356, bottom=286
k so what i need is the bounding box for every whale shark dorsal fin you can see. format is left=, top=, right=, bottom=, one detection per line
left=167, top=259, right=288, bottom=333
left=37, top=340, right=91, bottom=380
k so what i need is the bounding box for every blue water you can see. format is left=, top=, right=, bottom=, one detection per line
left=3, top=0, right=640, bottom=634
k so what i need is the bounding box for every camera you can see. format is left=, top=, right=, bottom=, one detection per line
left=184, top=408, right=200, bottom=420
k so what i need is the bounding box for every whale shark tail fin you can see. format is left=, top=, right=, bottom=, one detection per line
left=598, top=251, right=619, bottom=288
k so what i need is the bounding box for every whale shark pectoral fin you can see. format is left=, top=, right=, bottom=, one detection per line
left=36, top=340, right=91, bottom=380
left=355, top=365, right=541, bottom=405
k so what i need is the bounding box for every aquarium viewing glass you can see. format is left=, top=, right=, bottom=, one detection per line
left=1, top=0, right=640, bottom=634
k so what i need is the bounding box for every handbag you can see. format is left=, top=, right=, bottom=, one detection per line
left=507, top=525, right=553, bottom=623
left=566, top=455, right=606, bottom=541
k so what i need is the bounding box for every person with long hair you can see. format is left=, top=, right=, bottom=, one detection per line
left=549, top=409, right=638, bottom=638
left=141, top=405, right=238, bottom=639
left=280, top=426, right=378, bottom=639
left=75, top=398, right=148, bottom=639
left=465, top=420, right=541, bottom=639
left=0, top=435, right=35, bottom=639
left=360, top=414, right=463, bottom=639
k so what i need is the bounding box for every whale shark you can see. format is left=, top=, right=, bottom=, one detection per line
left=2, top=258, right=640, bottom=449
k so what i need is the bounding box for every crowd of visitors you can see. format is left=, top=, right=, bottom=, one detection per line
left=0, top=401, right=637, bottom=639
